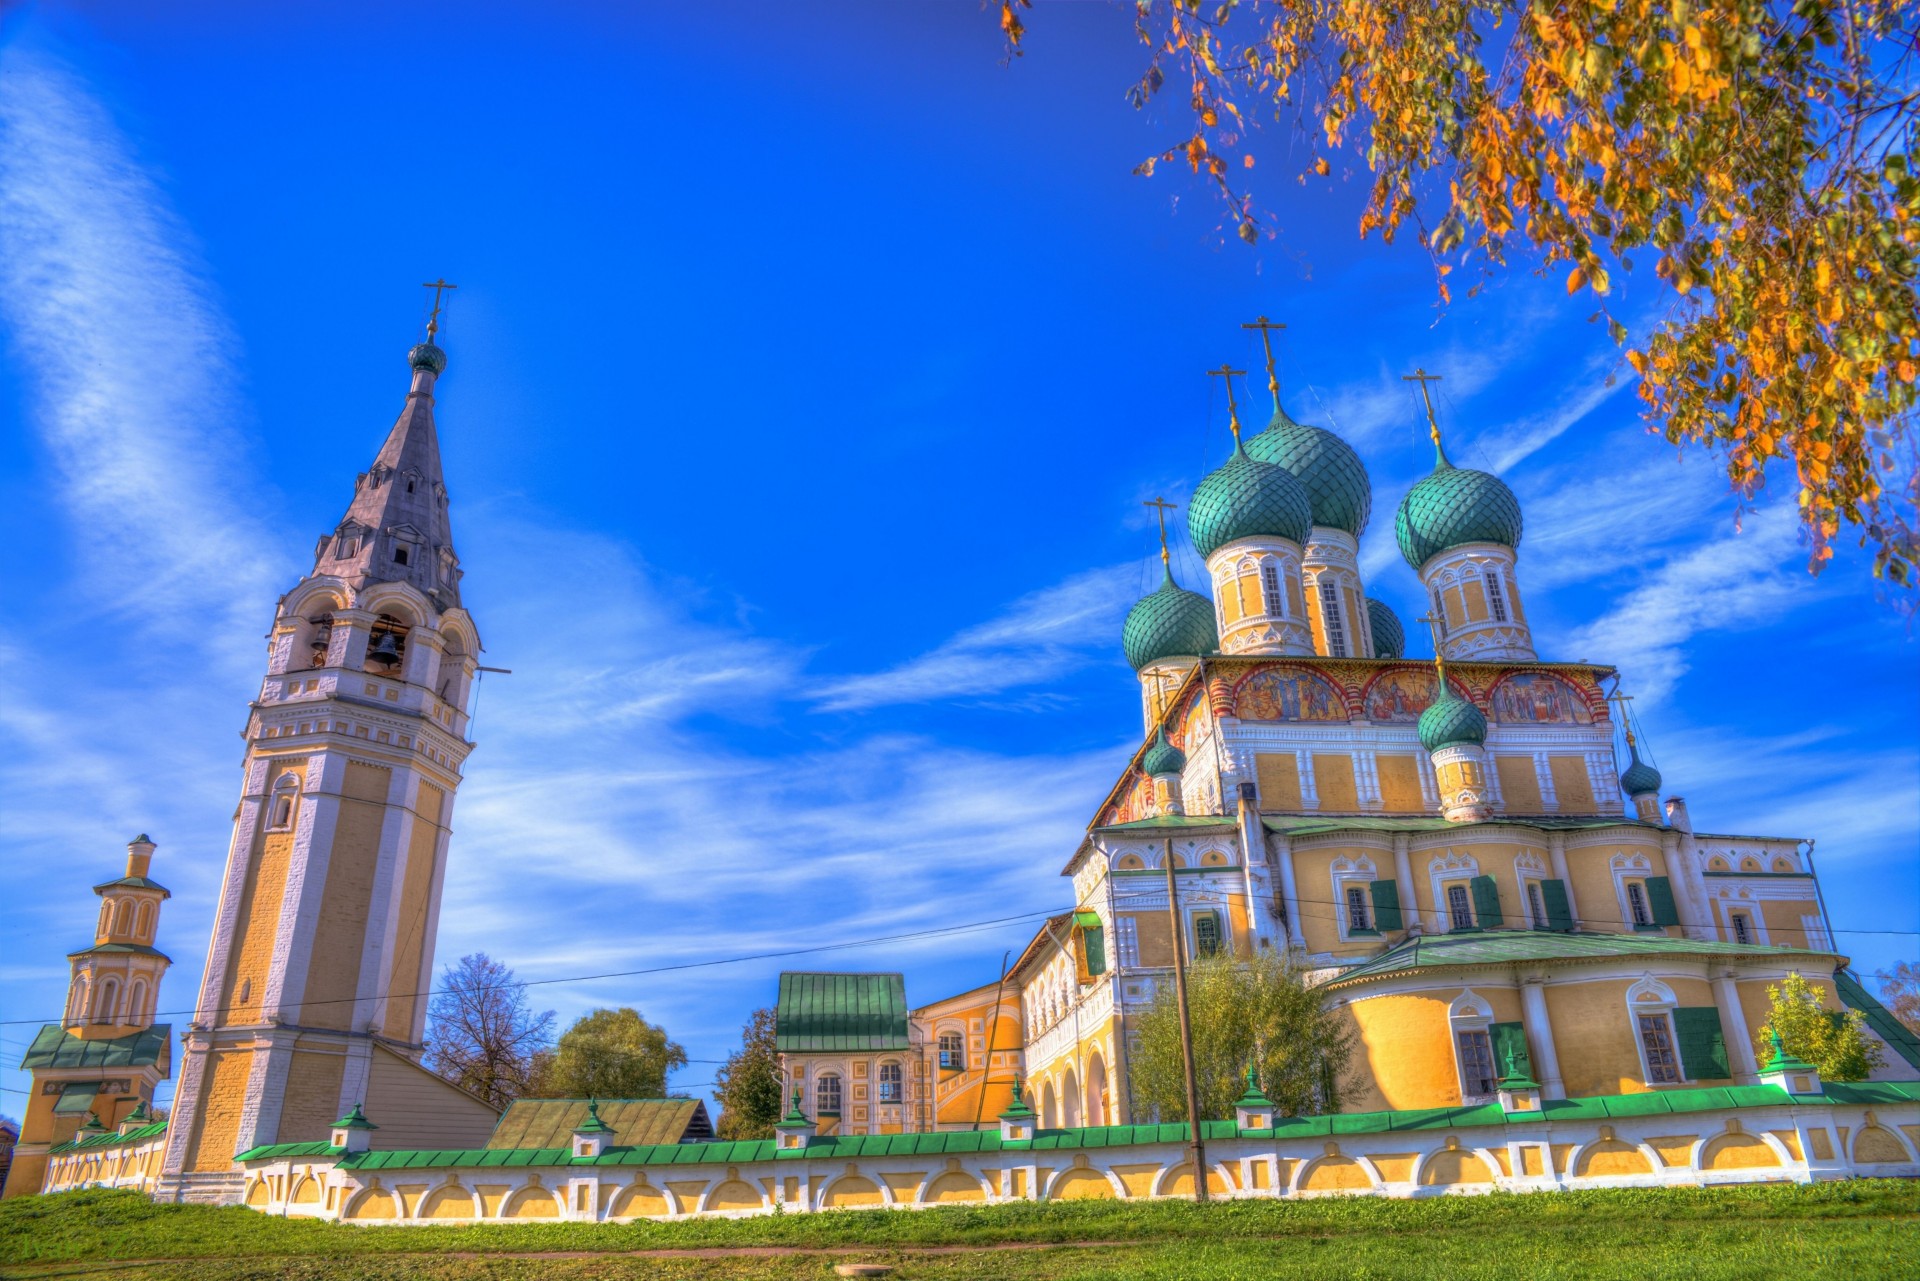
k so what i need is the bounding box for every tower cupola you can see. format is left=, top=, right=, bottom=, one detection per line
left=1392, top=369, right=1535, bottom=662
left=1187, top=365, right=1313, bottom=658
left=1416, top=616, right=1493, bottom=823
left=1141, top=726, right=1188, bottom=817
left=1125, top=499, right=1219, bottom=732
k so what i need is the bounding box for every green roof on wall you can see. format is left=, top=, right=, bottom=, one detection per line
left=775, top=973, right=911, bottom=1052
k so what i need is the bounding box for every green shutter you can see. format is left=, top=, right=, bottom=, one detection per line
left=1490, top=1021, right=1532, bottom=1079
left=1368, top=879, right=1403, bottom=932
left=1646, top=876, right=1679, bottom=926
left=1540, top=878, right=1574, bottom=932
left=1674, top=1006, right=1730, bottom=1081
left=1081, top=924, right=1107, bottom=976
left=1470, top=874, right=1503, bottom=929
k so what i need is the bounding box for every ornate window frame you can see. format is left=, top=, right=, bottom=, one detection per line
left=1448, top=990, right=1497, bottom=1102
left=1330, top=854, right=1381, bottom=940
left=1428, top=851, right=1480, bottom=932
left=1625, top=976, right=1682, bottom=1085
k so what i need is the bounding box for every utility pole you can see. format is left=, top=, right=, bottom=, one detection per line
left=1164, top=837, right=1208, bottom=1202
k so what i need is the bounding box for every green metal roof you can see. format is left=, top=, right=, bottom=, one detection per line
left=775, top=973, right=911, bottom=1052
left=1418, top=687, right=1488, bottom=751
left=66, top=943, right=171, bottom=961
left=1328, top=930, right=1831, bottom=988
left=1121, top=569, right=1219, bottom=671
left=486, top=1098, right=712, bottom=1149
left=1618, top=740, right=1662, bottom=797
left=1095, top=815, right=1237, bottom=834
left=1260, top=815, right=1660, bottom=835
left=1188, top=443, right=1314, bottom=557
left=19, top=1024, right=170, bottom=1071
left=1394, top=444, right=1524, bottom=570
left=48, top=1120, right=167, bottom=1155
left=1244, top=411, right=1372, bottom=537
left=1140, top=726, right=1187, bottom=777
left=1835, top=970, right=1920, bottom=1070
left=236, top=1081, right=1913, bottom=1171
left=92, top=876, right=170, bottom=897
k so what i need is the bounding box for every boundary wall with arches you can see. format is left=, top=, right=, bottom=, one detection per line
left=211, top=1081, right=1919, bottom=1223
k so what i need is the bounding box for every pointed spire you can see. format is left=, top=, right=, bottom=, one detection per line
left=318, top=298, right=464, bottom=610
left=575, top=1097, right=615, bottom=1134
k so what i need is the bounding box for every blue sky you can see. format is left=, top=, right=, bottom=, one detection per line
left=1, top=2, right=1914, bottom=1118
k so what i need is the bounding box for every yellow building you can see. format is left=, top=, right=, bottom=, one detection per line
left=2, top=837, right=175, bottom=1199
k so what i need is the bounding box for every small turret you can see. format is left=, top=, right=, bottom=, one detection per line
left=1125, top=498, right=1220, bottom=733
left=1416, top=618, right=1492, bottom=823
left=1141, top=726, right=1188, bottom=817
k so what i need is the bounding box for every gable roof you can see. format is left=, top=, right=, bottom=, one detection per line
left=775, top=973, right=910, bottom=1053
left=1326, top=930, right=1835, bottom=988
left=485, top=1098, right=712, bottom=1149
left=20, top=1024, right=171, bottom=1072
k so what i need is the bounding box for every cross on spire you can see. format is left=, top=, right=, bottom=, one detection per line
left=421, top=278, right=458, bottom=341
left=1402, top=366, right=1445, bottom=451
left=1209, top=364, right=1248, bottom=444
left=1417, top=610, right=1450, bottom=680
left=1605, top=687, right=1638, bottom=746
left=1143, top=496, right=1178, bottom=571
left=1241, top=316, right=1286, bottom=409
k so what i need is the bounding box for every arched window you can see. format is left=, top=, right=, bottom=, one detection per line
left=1260, top=562, right=1285, bottom=617
left=134, top=901, right=153, bottom=939
left=94, top=977, right=121, bottom=1024
left=1318, top=578, right=1349, bottom=657
left=878, top=1061, right=903, bottom=1103
left=267, top=775, right=299, bottom=831
left=815, top=1074, right=842, bottom=1117
left=127, top=979, right=148, bottom=1024
left=98, top=903, right=112, bottom=936
left=112, top=900, right=133, bottom=936
left=1484, top=570, right=1509, bottom=622
left=938, top=1032, right=965, bottom=1072
left=1192, top=910, right=1223, bottom=958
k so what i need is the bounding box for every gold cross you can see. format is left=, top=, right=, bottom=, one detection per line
left=421, top=278, right=459, bottom=341
left=1605, top=688, right=1638, bottom=745
left=1241, top=316, right=1287, bottom=408
left=1402, top=367, right=1444, bottom=447
left=1208, top=364, right=1248, bottom=444
left=1417, top=611, right=1449, bottom=679
left=1143, top=497, right=1178, bottom=569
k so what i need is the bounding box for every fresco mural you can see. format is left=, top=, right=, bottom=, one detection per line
left=1490, top=672, right=1593, bottom=724
left=1235, top=667, right=1346, bottom=721
left=1364, top=669, right=1438, bottom=722
left=1182, top=697, right=1212, bottom=746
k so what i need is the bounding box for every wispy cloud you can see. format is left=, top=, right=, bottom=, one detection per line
left=0, top=47, right=282, bottom=650
left=809, top=564, right=1139, bottom=711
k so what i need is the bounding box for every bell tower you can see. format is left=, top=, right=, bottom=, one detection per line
left=158, top=296, right=499, bottom=1202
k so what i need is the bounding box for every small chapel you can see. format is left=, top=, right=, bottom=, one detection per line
left=12, top=302, right=1919, bottom=1213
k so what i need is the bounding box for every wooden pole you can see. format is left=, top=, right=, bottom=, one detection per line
left=1164, top=836, right=1209, bottom=1202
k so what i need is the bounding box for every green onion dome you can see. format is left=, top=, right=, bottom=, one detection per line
left=1418, top=681, right=1488, bottom=753
left=1122, top=569, right=1220, bottom=671
left=1393, top=442, right=1523, bottom=571
left=1619, top=741, right=1663, bottom=797
left=1141, top=726, right=1188, bottom=777
left=1366, top=598, right=1405, bottom=660
left=1244, top=406, right=1372, bottom=537
left=409, top=342, right=448, bottom=374
left=1187, top=442, right=1314, bottom=558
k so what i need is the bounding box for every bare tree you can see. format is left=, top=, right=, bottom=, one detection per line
left=425, top=952, right=555, bottom=1109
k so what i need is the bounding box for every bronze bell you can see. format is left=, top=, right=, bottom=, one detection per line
left=368, top=633, right=403, bottom=666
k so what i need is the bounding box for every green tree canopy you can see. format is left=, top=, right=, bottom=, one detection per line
left=1758, top=971, right=1884, bottom=1080
left=528, top=1007, right=686, bottom=1100
left=1128, top=950, right=1353, bottom=1123
left=713, top=1008, right=785, bottom=1140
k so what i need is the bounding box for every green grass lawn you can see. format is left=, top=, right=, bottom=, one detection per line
left=2, top=1182, right=1916, bottom=1280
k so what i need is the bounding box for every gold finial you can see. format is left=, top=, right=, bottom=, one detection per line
left=1402, top=366, right=1445, bottom=450
left=1143, top=496, right=1178, bottom=571
left=1241, top=316, right=1286, bottom=410
left=1208, top=364, right=1249, bottom=445
left=422, top=278, right=459, bottom=341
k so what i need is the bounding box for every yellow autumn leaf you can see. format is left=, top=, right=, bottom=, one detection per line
left=1567, top=266, right=1587, bottom=294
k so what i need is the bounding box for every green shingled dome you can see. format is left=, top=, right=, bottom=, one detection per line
left=1366, top=598, right=1405, bottom=660
left=1244, top=408, right=1372, bottom=536
left=1187, top=444, right=1313, bottom=558
left=408, top=342, right=448, bottom=374
left=1394, top=444, right=1523, bottom=570
left=1619, top=741, right=1663, bottom=797
left=1418, top=683, right=1488, bottom=752
left=1122, top=570, right=1219, bottom=671
left=1141, top=726, right=1187, bottom=777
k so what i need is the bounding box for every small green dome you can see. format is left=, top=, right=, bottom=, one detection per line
left=1418, top=683, right=1488, bottom=752
left=1366, top=598, right=1405, bottom=659
left=1244, top=407, right=1372, bottom=537
left=409, top=342, right=448, bottom=374
left=1122, top=569, right=1219, bottom=671
left=1141, top=726, right=1187, bottom=777
left=1393, top=445, right=1523, bottom=571
left=1619, top=741, right=1663, bottom=797
left=1188, top=443, right=1313, bottom=558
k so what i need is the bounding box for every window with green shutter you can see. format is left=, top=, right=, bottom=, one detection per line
left=1490, top=1021, right=1532, bottom=1080
left=1645, top=876, right=1679, bottom=926
left=1540, top=878, right=1574, bottom=932
left=1368, top=879, right=1403, bottom=932
left=1673, top=1006, right=1730, bottom=1080
left=1470, top=874, right=1503, bottom=929
left=1081, top=925, right=1107, bottom=976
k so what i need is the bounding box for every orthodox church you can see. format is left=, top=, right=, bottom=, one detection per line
left=11, top=306, right=1919, bottom=1212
